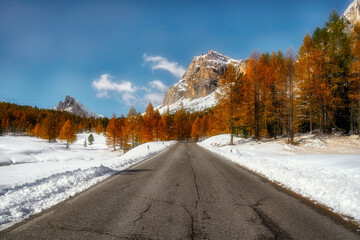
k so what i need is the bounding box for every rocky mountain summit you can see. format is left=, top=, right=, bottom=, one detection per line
left=161, top=50, right=247, bottom=107
left=343, top=0, right=360, bottom=28
left=54, top=95, right=101, bottom=118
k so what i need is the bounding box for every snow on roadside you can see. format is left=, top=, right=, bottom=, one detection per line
left=0, top=134, right=174, bottom=230
left=198, top=134, right=360, bottom=224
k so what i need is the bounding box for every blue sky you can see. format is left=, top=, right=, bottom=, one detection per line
left=0, top=0, right=352, bottom=117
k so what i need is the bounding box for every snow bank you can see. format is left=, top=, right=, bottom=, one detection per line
left=0, top=134, right=174, bottom=230
left=198, top=134, right=360, bottom=224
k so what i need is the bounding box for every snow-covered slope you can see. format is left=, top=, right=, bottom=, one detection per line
left=198, top=134, right=360, bottom=224
left=0, top=134, right=174, bottom=230
left=54, top=95, right=102, bottom=118
left=160, top=50, right=246, bottom=113
left=156, top=91, right=217, bottom=114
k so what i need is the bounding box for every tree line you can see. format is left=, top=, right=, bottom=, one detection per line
left=214, top=11, right=360, bottom=144
left=0, top=102, right=108, bottom=146
left=0, top=101, right=216, bottom=149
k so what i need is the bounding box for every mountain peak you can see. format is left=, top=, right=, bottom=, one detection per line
left=54, top=95, right=101, bottom=118
left=159, top=50, right=247, bottom=112
left=343, top=0, right=360, bottom=27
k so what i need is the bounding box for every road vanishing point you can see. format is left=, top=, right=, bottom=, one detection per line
left=1, top=143, right=359, bottom=240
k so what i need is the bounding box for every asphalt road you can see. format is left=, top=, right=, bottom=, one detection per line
left=1, top=143, right=359, bottom=240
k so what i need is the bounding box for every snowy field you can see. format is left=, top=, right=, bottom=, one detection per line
left=198, top=134, right=360, bottom=225
left=0, top=134, right=174, bottom=230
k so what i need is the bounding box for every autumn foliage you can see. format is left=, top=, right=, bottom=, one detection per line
left=58, top=120, right=77, bottom=148
left=1, top=10, right=360, bottom=149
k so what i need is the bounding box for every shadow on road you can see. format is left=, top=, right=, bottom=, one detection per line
left=117, top=169, right=152, bottom=175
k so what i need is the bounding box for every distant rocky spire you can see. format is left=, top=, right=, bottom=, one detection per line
left=54, top=95, right=101, bottom=118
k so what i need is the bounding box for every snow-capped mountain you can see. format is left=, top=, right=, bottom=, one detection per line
left=54, top=95, right=101, bottom=118
left=343, top=0, right=360, bottom=29
left=157, top=50, right=246, bottom=113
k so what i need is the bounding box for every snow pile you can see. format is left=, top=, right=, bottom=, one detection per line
left=0, top=134, right=174, bottom=230
left=198, top=134, right=360, bottom=224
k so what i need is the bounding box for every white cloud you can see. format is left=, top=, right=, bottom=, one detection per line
left=122, top=92, right=137, bottom=105
left=92, top=74, right=137, bottom=102
left=148, top=80, right=168, bottom=93
left=144, top=93, right=164, bottom=106
left=142, top=80, right=168, bottom=106
left=92, top=74, right=169, bottom=107
left=143, top=54, right=186, bottom=79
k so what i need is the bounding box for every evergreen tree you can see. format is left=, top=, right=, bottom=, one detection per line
left=88, top=134, right=94, bottom=145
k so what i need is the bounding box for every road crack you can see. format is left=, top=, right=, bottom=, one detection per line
left=249, top=199, right=293, bottom=240
left=186, top=149, right=209, bottom=240
left=133, top=201, right=155, bottom=227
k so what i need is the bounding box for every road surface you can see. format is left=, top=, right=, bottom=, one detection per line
left=1, top=143, right=359, bottom=239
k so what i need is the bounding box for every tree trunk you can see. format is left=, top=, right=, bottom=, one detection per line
left=309, top=106, right=313, bottom=133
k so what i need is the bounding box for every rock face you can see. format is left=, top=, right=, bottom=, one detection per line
left=343, top=0, right=360, bottom=28
left=162, top=50, right=247, bottom=106
left=55, top=95, right=100, bottom=118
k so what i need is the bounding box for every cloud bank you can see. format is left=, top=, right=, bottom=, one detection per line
left=144, top=80, right=168, bottom=106
left=143, top=54, right=186, bottom=79
left=92, top=74, right=137, bottom=104
left=92, top=74, right=168, bottom=107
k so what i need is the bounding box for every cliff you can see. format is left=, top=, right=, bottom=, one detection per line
left=161, top=50, right=247, bottom=107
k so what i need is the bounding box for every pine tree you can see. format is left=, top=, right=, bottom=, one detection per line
left=58, top=120, right=77, bottom=148
left=88, top=133, right=94, bottom=145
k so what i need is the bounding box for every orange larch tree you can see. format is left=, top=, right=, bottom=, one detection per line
left=143, top=103, right=155, bottom=142
left=58, top=120, right=77, bottom=148
left=105, top=115, right=118, bottom=150
left=216, top=64, right=245, bottom=144
left=126, top=106, right=138, bottom=147
left=191, top=116, right=201, bottom=141
left=39, top=114, right=58, bottom=142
